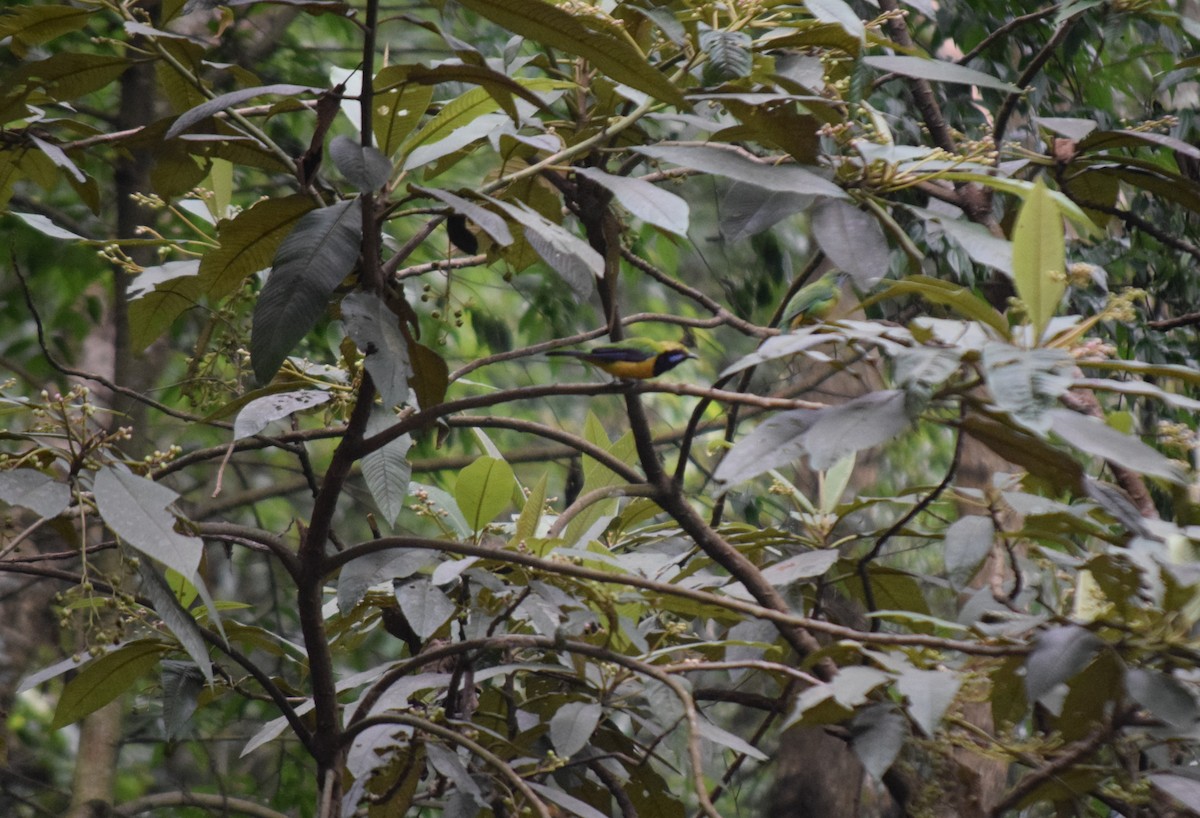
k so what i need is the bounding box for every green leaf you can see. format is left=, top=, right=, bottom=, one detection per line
left=130, top=194, right=314, bottom=350
left=232, top=389, right=332, bottom=440
left=394, top=579, right=455, bottom=639
left=803, top=390, right=913, bottom=470
left=896, top=668, right=960, bottom=736
left=137, top=563, right=212, bottom=683
left=1047, top=409, right=1187, bottom=484
left=1125, top=668, right=1198, bottom=728
left=166, top=83, right=320, bottom=139
left=52, top=641, right=168, bottom=728
left=805, top=0, right=864, bottom=41
left=1011, top=177, right=1066, bottom=342
left=760, top=550, right=839, bottom=587
left=341, top=292, right=412, bottom=408
left=863, top=55, right=1020, bottom=93
left=457, top=0, right=687, bottom=108
left=0, top=4, right=93, bottom=52
left=526, top=782, right=610, bottom=818
left=549, top=701, right=602, bottom=758
left=0, top=469, right=70, bottom=518
left=1024, top=625, right=1103, bottom=703
left=161, top=660, right=205, bottom=741
left=329, top=135, right=392, bottom=192
left=454, top=456, right=516, bottom=533
left=696, top=717, right=769, bottom=761
left=375, top=82, right=434, bottom=158
left=574, top=166, right=690, bottom=236
left=1150, top=774, right=1200, bottom=812
left=362, top=407, right=412, bottom=527
left=849, top=705, right=908, bottom=782
left=336, top=548, right=436, bottom=613
left=93, top=465, right=202, bottom=580
left=251, top=200, right=363, bottom=384
left=487, top=197, right=601, bottom=300
left=929, top=215, right=1013, bottom=277
left=719, top=182, right=813, bottom=242
left=513, top=472, right=549, bottom=545
left=19, top=52, right=130, bottom=100
left=982, top=343, right=1074, bottom=433
left=943, top=516, right=994, bottom=589
left=563, top=414, right=638, bottom=545
left=873, top=275, right=1010, bottom=338
left=414, top=186, right=513, bottom=246
left=700, top=29, right=752, bottom=84
left=811, top=199, right=890, bottom=287
left=636, top=144, right=848, bottom=199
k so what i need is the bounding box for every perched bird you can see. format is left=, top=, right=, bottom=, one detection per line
left=547, top=337, right=695, bottom=380
left=783, top=272, right=843, bottom=328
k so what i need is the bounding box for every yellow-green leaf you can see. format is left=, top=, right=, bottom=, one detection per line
left=1012, top=177, right=1066, bottom=344
left=454, top=456, right=516, bottom=533
left=457, top=0, right=686, bottom=108
left=52, top=641, right=168, bottom=728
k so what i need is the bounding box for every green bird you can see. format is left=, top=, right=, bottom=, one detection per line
left=547, top=337, right=696, bottom=380
left=782, top=272, right=843, bottom=329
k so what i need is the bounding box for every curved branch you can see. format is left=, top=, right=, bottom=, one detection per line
left=115, top=791, right=290, bottom=818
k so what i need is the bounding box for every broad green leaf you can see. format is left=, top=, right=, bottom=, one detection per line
left=19, top=52, right=130, bottom=100
left=375, top=82, right=434, bottom=157
left=696, top=717, right=769, bottom=761
left=1011, top=178, right=1066, bottom=343
left=336, top=548, right=436, bottom=613
left=341, top=292, right=412, bottom=409
left=896, top=668, right=960, bottom=736
left=454, top=456, right=516, bottom=533
left=929, top=216, right=1013, bottom=277
left=574, top=166, right=690, bottom=236
left=166, top=83, right=320, bottom=139
left=636, top=144, right=848, bottom=199
left=563, top=414, right=637, bottom=545
left=0, top=469, right=70, bottom=518
left=399, top=85, right=499, bottom=162
left=719, top=182, right=813, bottom=242
left=161, top=660, right=205, bottom=741
left=549, top=701, right=602, bottom=758
left=803, top=390, right=914, bottom=470
left=362, top=407, right=412, bottom=527
left=805, top=0, right=864, bottom=40
left=1125, top=668, right=1199, bottom=728
left=329, top=135, right=392, bottom=192
left=487, top=197, right=601, bottom=300
left=52, top=640, right=168, bottom=728
left=789, top=665, right=890, bottom=726
left=1150, top=774, right=1200, bottom=811
left=811, top=198, right=890, bottom=287
left=251, top=199, right=363, bottom=384
left=1047, top=409, right=1187, bottom=484
left=714, top=408, right=818, bottom=488
left=457, top=0, right=686, bottom=108
left=700, top=29, right=752, bottom=85
left=415, top=186, right=513, bottom=246
left=394, top=580, right=455, bottom=639
left=863, top=55, right=1020, bottom=93
left=127, top=260, right=200, bottom=300
left=526, top=782, right=609, bottom=818
left=512, top=472, right=549, bottom=545
left=404, top=111, right=508, bottom=171
left=1035, top=116, right=1098, bottom=140
left=760, top=550, right=839, bottom=586
left=232, top=389, right=331, bottom=440
left=131, top=194, right=314, bottom=350
left=982, top=343, right=1074, bottom=433
left=12, top=210, right=88, bottom=241
left=0, top=4, right=93, bottom=52
left=1024, top=625, right=1103, bottom=703
left=943, top=516, right=994, bottom=589
left=137, top=563, right=212, bottom=683
left=93, top=465, right=202, bottom=580
left=893, top=346, right=963, bottom=390
left=873, top=275, right=1009, bottom=338
left=849, top=705, right=908, bottom=782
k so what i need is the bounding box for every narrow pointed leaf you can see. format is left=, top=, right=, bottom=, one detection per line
left=362, top=407, right=412, bottom=527
left=251, top=199, right=362, bottom=384
left=1012, top=177, right=1066, bottom=342
left=575, top=166, right=690, bottom=236
left=93, top=465, right=202, bottom=579
left=636, top=144, right=848, bottom=199
left=341, top=292, right=412, bottom=408
left=52, top=641, right=168, bottom=728
left=166, top=83, right=320, bottom=139
left=863, top=56, right=1020, bottom=93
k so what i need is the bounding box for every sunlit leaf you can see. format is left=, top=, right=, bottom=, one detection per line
left=454, top=456, right=516, bottom=533
left=575, top=166, right=689, bottom=236
left=1011, top=177, right=1066, bottom=342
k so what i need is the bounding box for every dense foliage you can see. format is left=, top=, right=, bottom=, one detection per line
left=3, top=1, right=1200, bottom=816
